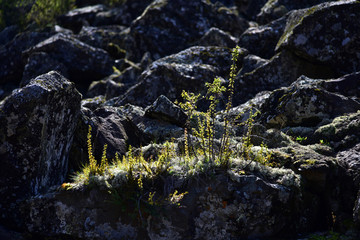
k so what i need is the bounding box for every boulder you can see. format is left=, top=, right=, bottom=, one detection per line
left=238, top=54, right=268, bottom=75
left=92, top=0, right=153, bottom=27
left=256, top=0, right=329, bottom=24
left=0, top=31, right=51, bottom=85
left=259, top=78, right=360, bottom=129
left=124, top=0, right=248, bottom=61
left=57, top=4, right=109, bottom=33
left=0, top=71, right=81, bottom=228
left=20, top=52, right=69, bottom=87
left=21, top=163, right=306, bottom=239
left=314, top=111, right=360, bottom=151
left=238, top=14, right=287, bottom=59
left=197, top=27, right=238, bottom=48
left=276, top=1, right=360, bottom=76
left=114, top=46, right=247, bottom=108
left=145, top=95, right=188, bottom=128
left=236, top=0, right=269, bottom=20
left=320, top=72, right=360, bottom=99
left=116, top=104, right=183, bottom=144
left=233, top=50, right=335, bottom=106
left=76, top=25, right=127, bottom=58
left=0, top=25, right=19, bottom=46
left=23, top=33, right=114, bottom=91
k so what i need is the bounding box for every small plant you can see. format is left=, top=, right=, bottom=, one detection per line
left=177, top=46, right=245, bottom=167
left=296, top=136, right=307, bottom=144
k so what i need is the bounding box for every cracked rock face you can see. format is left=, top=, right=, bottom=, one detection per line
left=276, top=0, right=360, bottom=75
left=115, top=46, right=246, bottom=108
left=0, top=71, right=81, bottom=228
left=23, top=33, right=114, bottom=86
left=124, top=0, right=248, bottom=61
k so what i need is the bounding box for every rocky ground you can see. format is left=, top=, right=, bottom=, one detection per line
left=1, top=0, right=360, bottom=239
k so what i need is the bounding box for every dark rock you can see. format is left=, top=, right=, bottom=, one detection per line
left=239, top=14, right=287, bottom=59
left=81, top=96, right=105, bottom=111
left=337, top=144, right=360, bottom=184
left=0, top=71, right=81, bottom=228
left=57, top=4, right=109, bottom=33
left=93, top=0, right=153, bottom=27
left=0, top=25, right=19, bottom=46
left=87, top=60, right=144, bottom=100
left=314, top=111, right=360, bottom=151
left=257, top=0, right=329, bottom=24
left=23, top=33, right=114, bottom=91
left=276, top=1, right=360, bottom=76
left=21, top=165, right=305, bottom=239
left=236, top=0, right=269, bottom=20
left=355, top=192, right=360, bottom=224
left=233, top=50, right=335, bottom=106
left=117, top=104, right=183, bottom=144
left=76, top=25, right=127, bottom=58
left=0, top=225, right=24, bottom=240
left=320, top=72, right=360, bottom=99
left=238, top=54, right=268, bottom=75
left=124, top=0, right=248, bottom=61
left=145, top=95, right=188, bottom=128
left=88, top=106, right=130, bottom=158
left=259, top=78, right=360, bottom=129
left=20, top=52, right=69, bottom=87
left=114, top=46, right=247, bottom=108
left=197, top=27, right=238, bottom=48
left=0, top=31, right=51, bottom=85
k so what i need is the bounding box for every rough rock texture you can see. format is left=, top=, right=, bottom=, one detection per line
left=233, top=50, right=335, bottom=106
left=260, top=79, right=360, bottom=129
left=76, top=25, right=127, bottom=58
left=21, top=166, right=304, bottom=240
left=115, top=46, right=246, bottom=108
left=197, top=27, right=238, bottom=48
left=23, top=33, right=114, bottom=90
left=276, top=1, right=360, bottom=76
left=0, top=31, right=51, bottom=85
left=57, top=4, right=109, bottom=33
left=314, top=111, right=360, bottom=151
left=124, top=0, right=249, bottom=61
left=0, top=71, right=81, bottom=228
left=92, top=0, right=153, bottom=27
left=117, top=104, right=183, bottom=144
left=0, top=25, right=19, bottom=46
left=256, top=0, right=329, bottom=24
left=20, top=52, right=69, bottom=87
left=239, top=14, right=287, bottom=59
left=145, top=95, right=188, bottom=128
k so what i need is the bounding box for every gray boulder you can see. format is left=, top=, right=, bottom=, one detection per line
left=145, top=95, right=188, bottom=128
left=76, top=25, right=127, bottom=58
left=92, top=0, right=153, bottom=27
left=57, top=4, right=108, bottom=33
left=20, top=52, right=69, bottom=87
left=23, top=33, right=114, bottom=88
left=257, top=0, right=329, bottom=24
left=21, top=163, right=305, bottom=239
left=0, top=31, right=51, bottom=85
left=114, top=46, right=247, bottom=108
left=0, top=71, right=81, bottom=227
left=314, top=111, right=360, bottom=151
left=239, top=15, right=287, bottom=59
left=276, top=1, right=360, bottom=76
left=233, top=50, right=335, bottom=106
left=124, top=0, right=248, bottom=61
left=197, top=27, right=238, bottom=48
left=260, top=78, right=360, bottom=129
